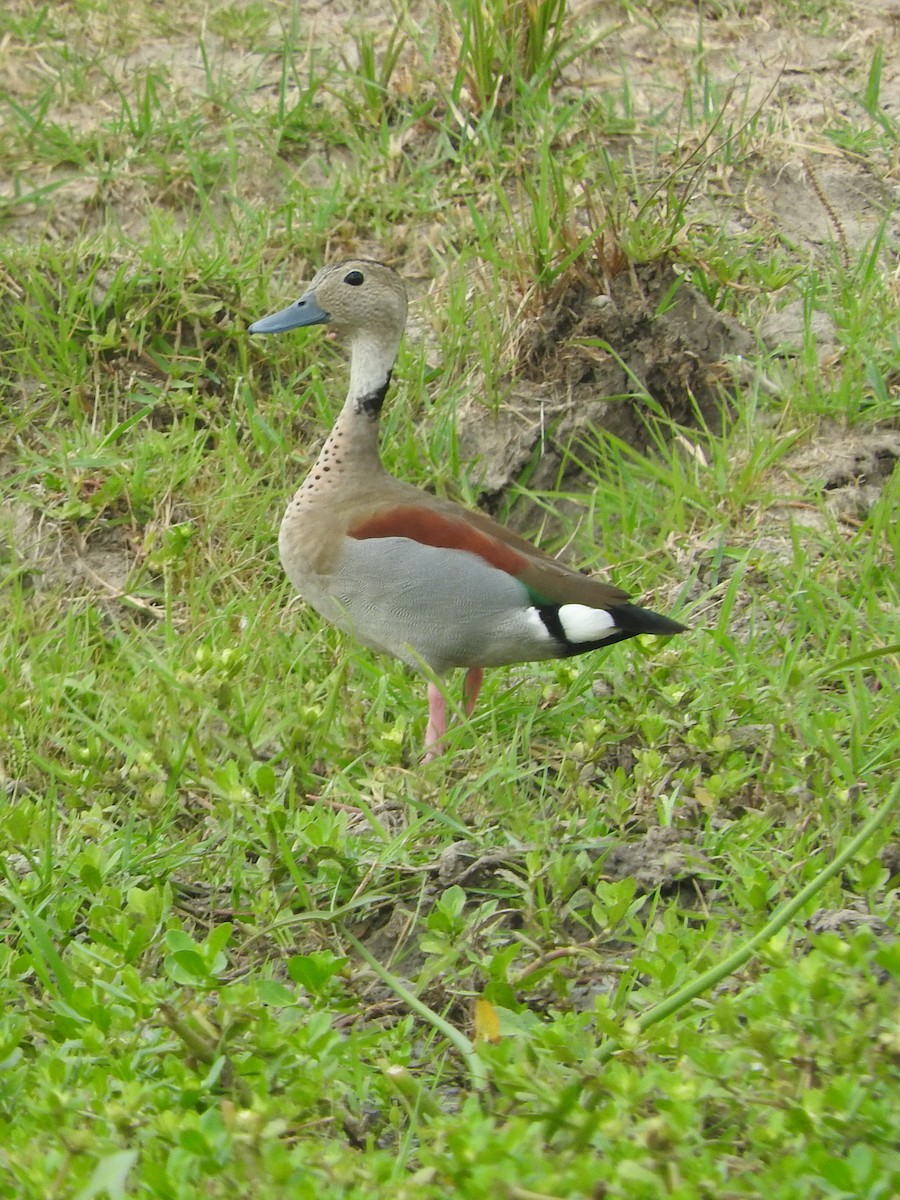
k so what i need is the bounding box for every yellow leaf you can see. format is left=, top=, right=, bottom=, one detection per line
left=474, top=997, right=502, bottom=1044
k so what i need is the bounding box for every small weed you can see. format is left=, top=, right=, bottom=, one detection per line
left=442, top=0, right=570, bottom=114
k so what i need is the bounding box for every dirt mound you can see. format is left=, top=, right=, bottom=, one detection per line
left=457, top=256, right=755, bottom=497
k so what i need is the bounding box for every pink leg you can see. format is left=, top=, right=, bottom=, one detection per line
left=423, top=681, right=447, bottom=762
left=463, top=667, right=484, bottom=717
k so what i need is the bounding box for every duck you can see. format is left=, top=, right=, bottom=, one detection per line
left=250, top=258, right=686, bottom=760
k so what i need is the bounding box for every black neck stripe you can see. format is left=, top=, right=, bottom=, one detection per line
left=356, top=369, right=393, bottom=417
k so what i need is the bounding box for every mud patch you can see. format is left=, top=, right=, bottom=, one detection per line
left=807, top=902, right=892, bottom=939
left=663, top=420, right=898, bottom=641
left=743, top=160, right=897, bottom=259
left=770, top=424, right=900, bottom=528
left=0, top=500, right=161, bottom=616
left=600, top=826, right=704, bottom=893
left=759, top=298, right=839, bottom=360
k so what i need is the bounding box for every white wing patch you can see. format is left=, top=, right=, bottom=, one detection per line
left=524, top=606, right=555, bottom=642
left=557, top=604, right=618, bottom=644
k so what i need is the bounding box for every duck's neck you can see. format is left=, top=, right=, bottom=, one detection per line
left=311, top=331, right=400, bottom=478
left=348, top=332, right=398, bottom=417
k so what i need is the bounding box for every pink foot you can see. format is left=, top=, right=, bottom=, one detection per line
left=423, top=681, right=447, bottom=762
left=463, top=667, right=484, bottom=717
left=423, top=669, right=485, bottom=762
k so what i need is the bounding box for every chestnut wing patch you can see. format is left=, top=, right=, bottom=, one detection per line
left=349, top=506, right=529, bottom=578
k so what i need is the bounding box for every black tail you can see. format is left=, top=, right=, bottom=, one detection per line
left=539, top=600, right=687, bottom=658
left=611, top=602, right=688, bottom=637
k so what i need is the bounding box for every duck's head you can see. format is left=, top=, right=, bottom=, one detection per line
left=249, top=258, right=408, bottom=345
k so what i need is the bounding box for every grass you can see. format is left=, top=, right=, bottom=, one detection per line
left=1, top=0, right=898, bottom=1197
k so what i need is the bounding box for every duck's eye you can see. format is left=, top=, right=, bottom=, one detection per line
left=343, top=270, right=364, bottom=286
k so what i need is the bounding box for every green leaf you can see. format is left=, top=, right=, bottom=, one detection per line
left=165, top=949, right=210, bottom=984
left=287, top=951, right=347, bottom=994
left=257, top=978, right=298, bottom=1006
left=74, top=1150, right=138, bottom=1200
